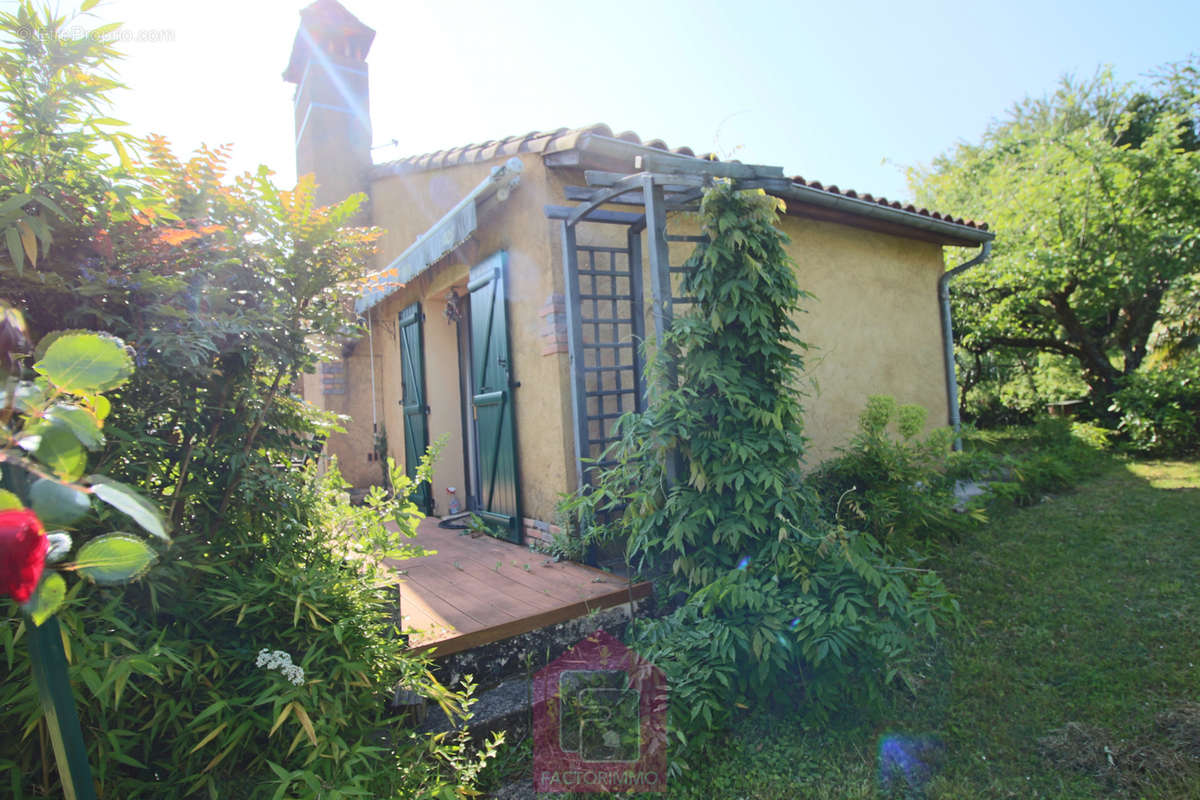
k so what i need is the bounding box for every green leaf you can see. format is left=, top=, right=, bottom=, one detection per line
left=24, top=573, right=67, bottom=626
left=0, top=490, right=21, bottom=511
left=88, top=393, right=112, bottom=422
left=44, top=532, right=72, bottom=564
left=112, top=137, right=132, bottom=171
left=34, top=332, right=133, bottom=394
left=0, top=194, right=32, bottom=217
left=75, top=533, right=158, bottom=585
left=5, top=226, right=24, bottom=274
left=32, top=330, right=72, bottom=362
left=31, top=479, right=91, bottom=527
left=0, top=380, right=47, bottom=413
left=88, top=476, right=170, bottom=540
left=44, top=404, right=104, bottom=450
left=33, top=423, right=87, bottom=481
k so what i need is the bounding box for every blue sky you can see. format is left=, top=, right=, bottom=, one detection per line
left=80, top=0, right=1197, bottom=204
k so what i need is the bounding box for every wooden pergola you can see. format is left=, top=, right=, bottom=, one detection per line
left=544, top=155, right=788, bottom=488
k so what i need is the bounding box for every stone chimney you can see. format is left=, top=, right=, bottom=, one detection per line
left=283, top=0, right=374, bottom=216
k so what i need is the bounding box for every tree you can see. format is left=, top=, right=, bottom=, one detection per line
left=910, top=60, right=1200, bottom=414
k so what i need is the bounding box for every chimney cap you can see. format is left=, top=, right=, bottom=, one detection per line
left=283, top=0, right=375, bottom=84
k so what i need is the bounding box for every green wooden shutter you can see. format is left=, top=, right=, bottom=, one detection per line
left=398, top=302, right=432, bottom=515
left=468, top=252, right=522, bottom=543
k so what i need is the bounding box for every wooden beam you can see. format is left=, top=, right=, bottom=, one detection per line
left=643, top=176, right=679, bottom=487
left=562, top=185, right=704, bottom=209
left=544, top=204, right=644, bottom=225
left=644, top=177, right=673, bottom=372
left=628, top=226, right=647, bottom=413
left=670, top=187, right=704, bottom=208
left=564, top=185, right=645, bottom=204
left=545, top=135, right=781, bottom=181
left=639, top=152, right=784, bottom=180
left=737, top=177, right=795, bottom=193
left=584, top=170, right=705, bottom=190
left=561, top=220, right=589, bottom=492
left=543, top=151, right=582, bottom=168
left=583, top=170, right=633, bottom=186
left=567, top=133, right=785, bottom=180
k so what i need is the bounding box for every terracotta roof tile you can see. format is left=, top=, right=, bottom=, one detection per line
left=371, top=125, right=988, bottom=232
left=787, top=173, right=987, bottom=231
left=372, top=123, right=713, bottom=178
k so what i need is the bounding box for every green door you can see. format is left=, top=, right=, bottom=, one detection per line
left=468, top=252, right=522, bottom=543
left=398, top=302, right=432, bottom=515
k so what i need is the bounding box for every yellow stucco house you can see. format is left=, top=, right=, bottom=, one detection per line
left=284, top=1, right=994, bottom=547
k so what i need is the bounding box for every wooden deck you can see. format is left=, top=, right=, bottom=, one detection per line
left=384, top=518, right=652, bottom=657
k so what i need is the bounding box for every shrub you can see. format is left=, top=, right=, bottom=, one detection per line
left=1, top=455, right=499, bottom=799
left=1110, top=359, right=1200, bottom=456
left=810, top=396, right=981, bottom=545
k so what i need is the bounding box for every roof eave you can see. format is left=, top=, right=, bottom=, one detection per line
left=773, top=182, right=994, bottom=246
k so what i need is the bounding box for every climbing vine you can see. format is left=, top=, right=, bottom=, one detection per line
left=563, top=183, right=959, bottom=771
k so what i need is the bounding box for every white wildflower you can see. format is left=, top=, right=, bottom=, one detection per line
left=255, top=648, right=305, bottom=686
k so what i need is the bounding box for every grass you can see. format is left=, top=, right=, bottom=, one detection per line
left=666, top=458, right=1200, bottom=799
left=478, top=457, right=1200, bottom=797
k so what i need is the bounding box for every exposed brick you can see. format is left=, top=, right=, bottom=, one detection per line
left=538, top=293, right=566, bottom=318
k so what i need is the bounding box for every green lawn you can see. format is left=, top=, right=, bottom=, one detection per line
left=667, top=459, right=1200, bottom=799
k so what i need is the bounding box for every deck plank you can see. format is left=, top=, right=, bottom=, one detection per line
left=384, top=517, right=652, bottom=654
left=408, top=559, right=569, bottom=610
left=414, top=530, right=630, bottom=601
left=401, top=561, right=533, bottom=622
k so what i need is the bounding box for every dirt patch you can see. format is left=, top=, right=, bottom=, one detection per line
left=1038, top=722, right=1118, bottom=779
left=1039, top=703, right=1200, bottom=795
left=1157, top=701, right=1200, bottom=761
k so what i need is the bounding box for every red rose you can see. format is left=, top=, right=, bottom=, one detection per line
left=0, top=509, right=47, bottom=604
